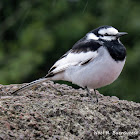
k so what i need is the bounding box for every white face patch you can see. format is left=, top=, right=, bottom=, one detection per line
left=86, top=33, right=99, bottom=40
left=98, top=27, right=118, bottom=35
left=100, top=36, right=116, bottom=41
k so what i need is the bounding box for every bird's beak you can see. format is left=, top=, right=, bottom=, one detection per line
left=117, top=32, right=128, bottom=38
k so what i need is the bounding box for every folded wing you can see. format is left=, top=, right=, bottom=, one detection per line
left=46, top=39, right=102, bottom=77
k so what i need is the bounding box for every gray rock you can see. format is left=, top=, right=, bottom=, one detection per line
left=0, top=81, right=139, bottom=139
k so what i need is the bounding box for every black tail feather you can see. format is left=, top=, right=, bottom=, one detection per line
left=9, top=78, right=49, bottom=95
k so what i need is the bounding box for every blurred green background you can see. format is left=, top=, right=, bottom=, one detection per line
left=0, top=0, right=140, bottom=102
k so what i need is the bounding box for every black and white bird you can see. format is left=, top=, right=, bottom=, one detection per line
left=10, top=25, right=127, bottom=102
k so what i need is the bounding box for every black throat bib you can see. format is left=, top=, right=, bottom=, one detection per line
left=103, top=40, right=126, bottom=61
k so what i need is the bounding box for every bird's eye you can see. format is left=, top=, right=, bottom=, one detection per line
left=100, top=33, right=109, bottom=37
left=104, top=33, right=109, bottom=36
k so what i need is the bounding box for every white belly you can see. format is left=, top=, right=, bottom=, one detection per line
left=64, top=47, right=125, bottom=89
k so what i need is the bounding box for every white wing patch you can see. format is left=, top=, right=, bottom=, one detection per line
left=49, top=51, right=98, bottom=74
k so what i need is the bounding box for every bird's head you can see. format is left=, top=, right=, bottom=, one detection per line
left=86, top=25, right=127, bottom=41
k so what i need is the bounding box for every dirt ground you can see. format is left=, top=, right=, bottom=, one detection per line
left=0, top=81, right=140, bottom=140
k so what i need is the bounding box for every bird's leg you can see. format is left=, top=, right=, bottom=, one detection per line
left=94, top=89, right=98, bottom=103
left=85, top=87, right=95, bottom=103
left=85, top=87, right=98, bottom=103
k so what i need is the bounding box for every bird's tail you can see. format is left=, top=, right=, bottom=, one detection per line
left=10, top=78, right=49, bottom=95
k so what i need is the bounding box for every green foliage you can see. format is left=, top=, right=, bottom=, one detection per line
left=0, top=0, right=140, bottom=102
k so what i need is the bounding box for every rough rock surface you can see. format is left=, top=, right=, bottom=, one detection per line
left=0, top=81, right=140, bottom=140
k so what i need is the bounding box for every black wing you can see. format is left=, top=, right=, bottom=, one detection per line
left=46, top=38, right=102, bottom=78
left=72, top=37, right=102, bottom=53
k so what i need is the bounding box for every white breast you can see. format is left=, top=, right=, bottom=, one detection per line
left=64, top=47, right=125, bottom=89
